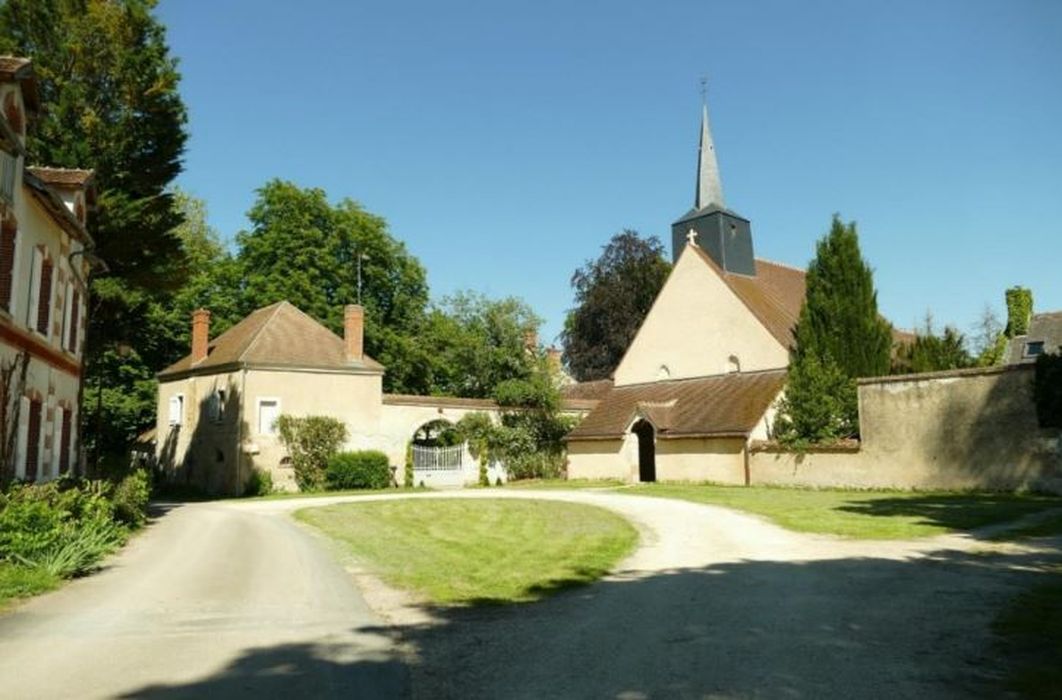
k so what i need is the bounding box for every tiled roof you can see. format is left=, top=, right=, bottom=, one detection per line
left=26, top=166, right=95, bottom=189
left=0, top=56, right=31, bottom=77
left=567, top=369, right=786, bottom=441
left=158, top=301, right=385, bottom=379
left=0, top=55, right=39, bottom=112
left=560, top=378, right=614, bottom=401
left=1006, top=311, right=1062, bottom=364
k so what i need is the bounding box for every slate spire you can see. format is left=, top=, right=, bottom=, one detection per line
left=695, top=103, right=725, bottom=210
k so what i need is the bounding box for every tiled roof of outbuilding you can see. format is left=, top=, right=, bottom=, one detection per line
left=158, top=301, right=385, bottom=379
left=560, top=378, right=615, bottom=401
left=566, top=368, right=786, bottom=441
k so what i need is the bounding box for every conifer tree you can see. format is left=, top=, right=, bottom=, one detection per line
left=775, top=215, right=893, bottom=444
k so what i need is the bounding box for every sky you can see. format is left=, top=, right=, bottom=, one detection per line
left=157, top=0, right=1062, bottom=348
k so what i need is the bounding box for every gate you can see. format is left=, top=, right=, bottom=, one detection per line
left=412, top=443, right=464, bottom=471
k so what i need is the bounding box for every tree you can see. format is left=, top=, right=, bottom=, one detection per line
left=775, top=215, right=892, bottom=444
left=0, top=0, right=190, bottom=464
left=893, top=314, right=973, bottom=374
left=971, top=304, right=1006, bottom=367
left=234, top=180, right=430, bottom=393
left=420, top=291, right=541, bottom=398
left=562, top=230, right=671, bottom=381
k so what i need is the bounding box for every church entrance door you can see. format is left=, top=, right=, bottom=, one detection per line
left=632, top=420, right=656, bottom=483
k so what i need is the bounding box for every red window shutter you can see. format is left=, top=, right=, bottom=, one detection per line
left=26, top=399, right=41, bottom=480
left=60, top=408, right=72, bottom=473
left=0, top=220, right=14, bottom=312
left=68, top=289, right=80, bottom=352
left=36, top=258, right=52, bottom=334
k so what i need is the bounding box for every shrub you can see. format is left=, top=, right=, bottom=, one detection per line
left=478, top=453, right=489, bottom=486
left=326, top=451, right=391, bottom=490
left=1035, top=352, right=1062, bottom=429
left=404, top=441, right=414, bottom=488
left=243, top=469, right=274, bottom=497
left=276, top=415, right=348, bottom=491
left=16, top=518, right=126, bottom=578
left=112, top=470, right=151, bottom=527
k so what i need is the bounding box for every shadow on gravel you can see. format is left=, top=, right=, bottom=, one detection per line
left=836, top=493, right=1062, bottom=537
left=117, top=545, right=1062, bottom=700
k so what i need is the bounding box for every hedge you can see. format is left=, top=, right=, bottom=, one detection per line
left=326, top=450, right=392, bottom=490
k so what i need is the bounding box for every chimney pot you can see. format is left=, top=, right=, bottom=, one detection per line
left=191, top=308, right=211, bottom=363
left=344, top=304, right=364, bottom=362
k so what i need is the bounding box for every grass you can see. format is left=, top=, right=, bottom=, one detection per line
left=236, top=486, right=426, bottom=502
left=296, top=498, right=638, bottom=605
left=622, top=482, right=1062, bottom=539
left=994, top=566, right=1062, bottom=698
left=991, top=510, right=1062, bottom=541
left=0, top=563, right=59, bottom=611
left=503, top=478, right=625, bottom=490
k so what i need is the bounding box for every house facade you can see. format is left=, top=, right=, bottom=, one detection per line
left=0, top=57, right=95, bottom=482
left=155, top=302, right=595, bottom=495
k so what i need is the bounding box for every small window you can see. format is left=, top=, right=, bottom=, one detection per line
left=657, top=365, right=671, bottom=380
left=727, top=355, right=741, bottom=373
left=168, top=395, right=184, bottom=426
left=207, top=389, right=226, bottom=423
left=1024, top=341, right=1045, bottom=358
left=258, top=399, right=280, bottom=436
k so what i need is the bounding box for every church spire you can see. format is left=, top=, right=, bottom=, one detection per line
left=695, top=102, right=724, bottom=210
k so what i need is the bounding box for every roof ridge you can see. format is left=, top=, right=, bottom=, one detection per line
left=236, top=302, right=287, bottom=363
left=756, top=257, right=806, bottom=274
left=615, top=366, right=787, bottom=390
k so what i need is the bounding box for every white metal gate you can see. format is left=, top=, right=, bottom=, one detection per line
left=412, top=444, right=464, bottom=471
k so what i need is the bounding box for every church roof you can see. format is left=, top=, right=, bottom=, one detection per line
left=158, top=301, right=385, bottom=379
left=566, top=368, right=786, bottom=441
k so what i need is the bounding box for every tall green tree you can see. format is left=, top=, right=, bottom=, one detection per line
left=775, top=215, right=892, bottom=444
left=421, top=291, right=541, bottom=398
left=234, top=179, right=430, bottom=393
left=562, top=230, right=671, bottom=382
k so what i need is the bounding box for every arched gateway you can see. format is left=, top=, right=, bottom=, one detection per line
left=631, top=419, right=656, bottom=483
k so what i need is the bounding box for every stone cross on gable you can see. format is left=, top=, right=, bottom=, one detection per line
left=686, top=228, right=698, bottom=246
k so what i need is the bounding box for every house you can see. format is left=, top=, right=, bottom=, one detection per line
left=155, top=302, right=597, bottom=495
left=565, top=101, right=904, bottom=484
left=1005, top=311, right=1062, bottom=364
left=0, top=57, right=96, bottom=482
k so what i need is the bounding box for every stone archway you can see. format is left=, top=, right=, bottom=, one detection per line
left=632, top=419, right=656, bottom=483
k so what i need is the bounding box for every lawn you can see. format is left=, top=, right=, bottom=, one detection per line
left=0, top=563, right=58, bottom=611
left=296, top=498, right=638, bottom=605
left=994, top=567, right=1062, bottom=698
left=622, top=483, right=1062, bottom=539
left=503, top=478, right=625, bottom=490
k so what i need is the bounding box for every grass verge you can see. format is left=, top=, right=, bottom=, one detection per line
left=994, top=566, right=1062, bottom=697
left=622, top=483, right=1062, bottom=539
left=0, top=563, right=59, bottom=611
left=296, top=498, right=637, bottom=605
left=237, top=486, right=426, bottom=502
left=503, top=479, right=625, bottom=490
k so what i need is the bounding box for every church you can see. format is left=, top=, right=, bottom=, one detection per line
left=566, top=103, right=837, bottom=484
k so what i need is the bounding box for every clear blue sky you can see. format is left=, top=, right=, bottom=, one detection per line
left=158, top=0, right=1062, bottom=347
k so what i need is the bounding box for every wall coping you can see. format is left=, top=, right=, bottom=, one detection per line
left=857, top=362, right=1033, bottom=387
left=750, top=439, right=861, bottom=454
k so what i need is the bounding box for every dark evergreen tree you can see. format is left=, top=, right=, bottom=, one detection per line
left=776, top=215, right=892, bottom=444
left=893, top=318, right=973, bottom=374
left=562, top=230, right=671, bottom=382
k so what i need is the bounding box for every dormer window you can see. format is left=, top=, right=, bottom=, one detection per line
left=657, top=365, right=671, bottom=380
left=1024, top=341, right=1045, bottom=358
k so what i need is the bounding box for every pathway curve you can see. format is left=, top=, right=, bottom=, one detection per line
left=0, top=489, right=1057, bottom=699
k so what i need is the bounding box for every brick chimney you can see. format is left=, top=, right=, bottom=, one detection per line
left=191, top=308, right=210, bottom=364
left=344, top=304, right=364, bottom=361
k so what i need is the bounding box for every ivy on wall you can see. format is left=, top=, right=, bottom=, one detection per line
left=1005, top=287, right=1034, bottom=337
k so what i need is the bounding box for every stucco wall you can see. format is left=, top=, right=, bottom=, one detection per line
left=750, top=365, right=1062, bottom=493
left=656, top=437, right=746, bottom=484
left=566, top=438, right=633, bottom=481
left=612, top=246, right=788, bottom=386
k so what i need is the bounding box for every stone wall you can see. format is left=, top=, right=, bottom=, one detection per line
left=750, top=364, right=1062, bottom=493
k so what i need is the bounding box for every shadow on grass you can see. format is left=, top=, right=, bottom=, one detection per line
left=116, top=542, right=1062, bottom=699
left=835, top=492, right=1062, bottom=535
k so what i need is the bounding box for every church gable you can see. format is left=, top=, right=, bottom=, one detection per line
left=612, top=242, right=790, bottom=386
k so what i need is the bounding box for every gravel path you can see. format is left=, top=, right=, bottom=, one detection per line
left=0, top=489, right=1057, bottom=699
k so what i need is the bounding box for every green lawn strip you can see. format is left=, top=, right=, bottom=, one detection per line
left=0, top=563, right=59, bottom=611
left=296, top=498, right=637, bottom=605
left=503, top=479, right=625, bottom=490
left=991, top=510, right=1062, bottom=541
left=235, top=486, right=426, bottom=502
left=994, top=566, right=1062, bottom=698
left=622, top=483, right=1062, bottom=539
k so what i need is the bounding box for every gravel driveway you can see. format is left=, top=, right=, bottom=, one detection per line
left=0, top=489, right=1057, bottom=699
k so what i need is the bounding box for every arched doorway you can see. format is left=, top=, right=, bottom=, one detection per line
left=632, top=419, right=656, bottom=483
